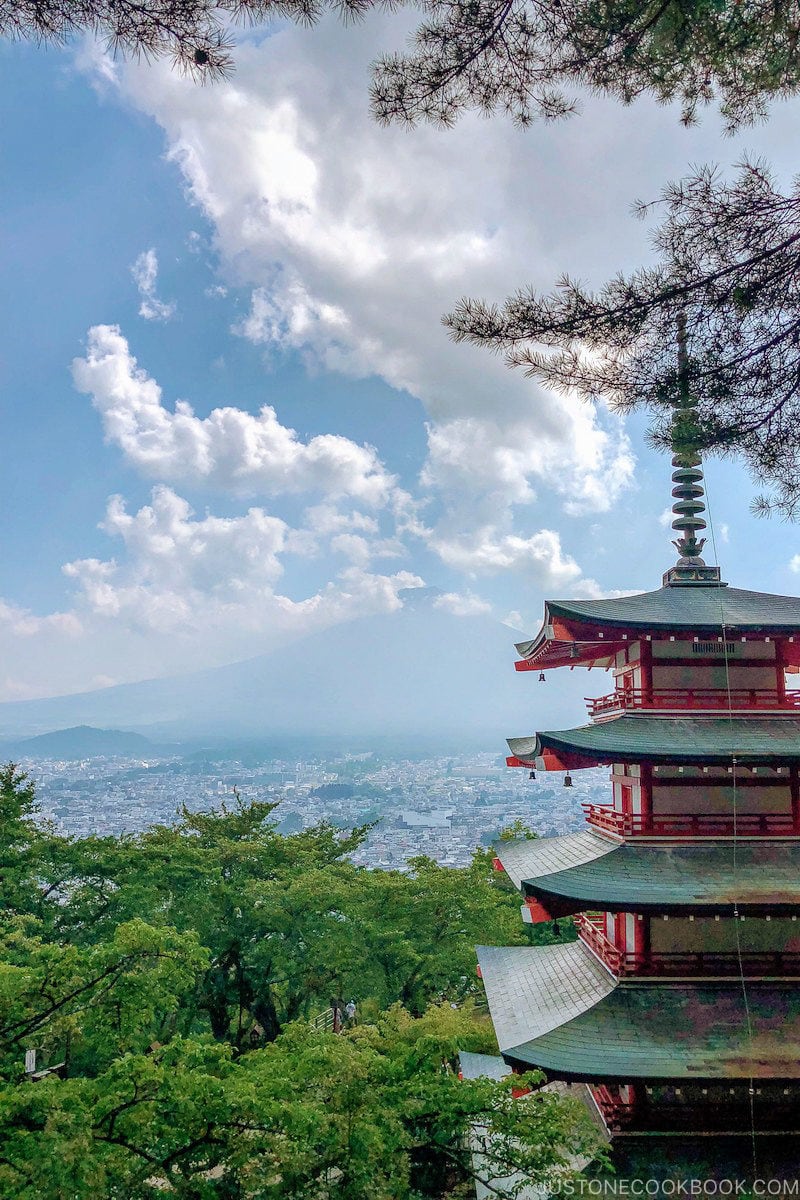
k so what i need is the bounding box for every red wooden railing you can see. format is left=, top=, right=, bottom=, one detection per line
left=576, top=914, right=800, bottom=978
left=586, top=687, right=800, bottom=718
left=628, top=950, right=800, bottom=977
left=582, top=803, right=800, bottom=838
left=575, top=913, right=622, bottom=973
left=590, top=1084, right=636, bottom=1131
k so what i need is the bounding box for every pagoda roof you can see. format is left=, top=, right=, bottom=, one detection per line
left=478, top=942, right=800, bottom=1081
left=495, top=834, right=800, bottom=914
left=508, top=714, right=800, bottom=767
left=458, top=1051, right=509, bottom=1081
left=477, top=942, right=615, bottom=1051
left=495, top=830, right=614, bottom=890
left=518, top=584, right=800, bottom=647
left=515, top=584, right=800, bottom=670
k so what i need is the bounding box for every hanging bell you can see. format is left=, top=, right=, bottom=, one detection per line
left=563, top=773, right=573, bottom=788
left=528, top=769, right=536, bottom=780
left=538, top=671, right=546, bottom=682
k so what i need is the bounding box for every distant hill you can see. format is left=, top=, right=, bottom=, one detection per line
left=0, top=592, right=589, bottom=743
left=1, top=725, right=161, bottom=760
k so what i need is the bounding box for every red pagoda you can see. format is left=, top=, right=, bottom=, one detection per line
left=478, top=445, right=800, bottom=1177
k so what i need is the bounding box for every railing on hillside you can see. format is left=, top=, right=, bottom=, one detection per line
left=582, top=803, right=800, bottom=838
left=309, top=1007, right=335, bottom=1033
left=586, top=687, right=800, bottom=719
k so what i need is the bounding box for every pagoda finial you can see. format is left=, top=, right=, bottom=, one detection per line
left=663, top=313, right=723, bottom=587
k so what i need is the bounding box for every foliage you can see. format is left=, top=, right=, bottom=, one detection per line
left=447, top=159, right=800, bottom=518
left=0, top=765, right=602, bottom=1197
left=6, top=0, right=800, bottom=132
left=0, top=1006, right=603, bottom=1198
left=373, top=0, right=800, bottom=130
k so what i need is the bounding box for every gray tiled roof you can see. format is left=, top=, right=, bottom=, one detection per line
left=476, top=942, right=615, bottom=1053
left=458, top=1051, right=509, bottom=1081
left=515, top=586, right=800, bottom=655
left=494, top=831, right=615, bottom=889
left=510, top=983, right=800, bottom=1080
left=508, top=715, right=800, bottom=765
left=500, top=838, right=800, bottom=911
left=479, top=943, right=800, bottom=1081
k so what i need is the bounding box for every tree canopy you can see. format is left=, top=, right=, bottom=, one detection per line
left=0, top=765, right=602, bottom=1197
left=446, top=159, right=800, bottom=518
left=6, top=0, right=800, bottom=131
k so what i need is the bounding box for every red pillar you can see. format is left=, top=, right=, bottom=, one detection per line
left=777, top=640, right=787, bottom=703
left=640, top=762, right=653, bottom=829
left=640, top=639, right=653, bottom=704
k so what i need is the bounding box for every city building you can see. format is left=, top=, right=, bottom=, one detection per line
left=478, top=441, right=800, bottom=1178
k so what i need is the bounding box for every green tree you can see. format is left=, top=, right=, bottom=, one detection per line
left=0, top=764, right=68, bottom=919
left=446, top=159, right=800, bottom=517
left=49, top=798, right=531, bottom=1041
left=6, top=0, right=800, bottom=132
left=56, top=801, right=378, bottom=1043
left=0, top=1005, right=604, bottom=1198
left=0, top=776, right=605, bottom=1196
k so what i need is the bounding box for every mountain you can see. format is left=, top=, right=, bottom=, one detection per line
left=0, top=593, right=589, bottom=742
left=0, top=725, right=161, bottom=760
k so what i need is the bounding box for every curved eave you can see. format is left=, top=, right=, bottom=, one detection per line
left=514, top=611, right=623, bottom=670
left=508, top=715, right=800, bottom=768
left=503, top=983, right=800, bottom=1083
left=493, top=831, right=615, bottom=890
left=496, top=836, right=800, bottom=915
left=515, top=640, right=620, bottom=672
left=544, top=586, right=800, bottom=635
left=526, top=879, right=800, bottom=919
left=514, top=586, right=800, bottom=671
left=478, top=944, right=800, bottom=1084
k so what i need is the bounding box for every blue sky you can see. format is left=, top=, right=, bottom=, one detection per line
left=1, top=19, right=799, bottom=701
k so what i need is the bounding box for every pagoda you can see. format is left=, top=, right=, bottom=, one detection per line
left=478, top=435, right=800, bottom=1175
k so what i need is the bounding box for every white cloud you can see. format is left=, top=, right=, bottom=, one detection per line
left=303, top=503, right=380, bottom=537
left=433, top=591, right=492, bottom=617
left=422, top=411, right=635, bottom=525
left=131, top=248, right=176, bottom=321
left=63, top=486, right=291, bottom=631
left=0, top=484, right=425, bottom=699
left=110, top=20, right=635, bottom=544
left=329, top=532, right=404, bottom=565
left=62, top=485, right=421, bottom=640
left=790, top=555, right=800, bottom=574
left=0, top=600, right=82, bottom=639
left=73, top=324, right=397, bottom=506
left=427, top=525, right=585, bottom=589
left=12, top=17, right=682, bottom=703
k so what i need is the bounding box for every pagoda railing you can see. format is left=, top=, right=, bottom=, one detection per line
left=575, top=913, right=623, bottom=973
left=582, top=803, right=800, bottom=837
left=576, top=914, right=800, bottom=978
left=587, top=687, right=800, bottom=719
left=626, top=950, right=800, bottom=977
left=589, top=1084, right=636, bottom=1131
